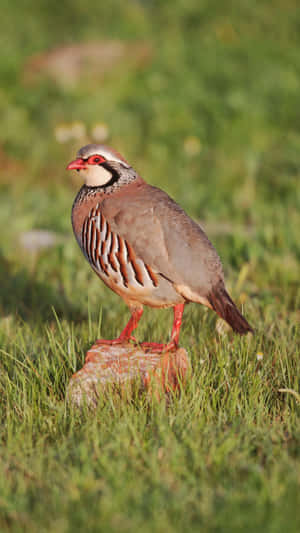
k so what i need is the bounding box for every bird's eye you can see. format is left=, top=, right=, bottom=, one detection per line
left=88, top=155, right=104, bottom=165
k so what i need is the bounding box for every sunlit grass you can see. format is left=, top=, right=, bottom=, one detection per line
left=0, top=0, right=299, bottom=531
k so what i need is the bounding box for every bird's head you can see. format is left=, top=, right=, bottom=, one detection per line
left=66, top=144, right=131, bottom=187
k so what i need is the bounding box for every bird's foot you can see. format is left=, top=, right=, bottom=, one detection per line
left=94, top=335, right=137, bottom=346
left=94, top=339, right=178, bottom=353
left=138, top=340, right=178, bottom=353
left=86, top=336, right=138, bottom=363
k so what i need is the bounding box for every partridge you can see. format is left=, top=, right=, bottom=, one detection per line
left=67, top=144, right=253, bottom=351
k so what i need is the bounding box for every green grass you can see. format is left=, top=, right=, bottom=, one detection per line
left=0, top=0, right=300, bottom=531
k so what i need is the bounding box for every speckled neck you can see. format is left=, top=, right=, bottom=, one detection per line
left=73, top=164, right=139, bottom=206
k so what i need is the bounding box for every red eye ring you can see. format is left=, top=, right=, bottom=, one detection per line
left=88, top=155, right=105, bottom=165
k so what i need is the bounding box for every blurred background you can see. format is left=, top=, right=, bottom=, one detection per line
left=0, top=0, right=299, bottom=328
left=0, top=2, right=300, bottom=531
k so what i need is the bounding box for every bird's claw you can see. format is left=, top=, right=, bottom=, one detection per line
left=94, top=335, right=137, bottom=346
left=137, top=341, right=178, bottom=353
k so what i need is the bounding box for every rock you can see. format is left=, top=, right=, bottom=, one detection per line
left=23, top=40, right=152, bottom=87
left=19, top=230, right=64, bottom=252
left=67, top=342, right=190, bottom=408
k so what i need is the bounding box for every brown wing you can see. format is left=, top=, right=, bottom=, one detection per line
left=101, top=183, right=224, bottom=299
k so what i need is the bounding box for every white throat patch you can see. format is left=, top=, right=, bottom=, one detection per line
left=81, top=165, right=113, bottom=187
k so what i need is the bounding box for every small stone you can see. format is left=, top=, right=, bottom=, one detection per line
left=67, top=343, right=190, bottom=409
left=19, top=230, right=63, bottom=252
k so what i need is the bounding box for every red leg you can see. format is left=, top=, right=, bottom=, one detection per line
left=139, top=304, right=185, bottom=353
left=95, top=307, right=143, bottom=346
left=170, top=303, right=185, bottom=344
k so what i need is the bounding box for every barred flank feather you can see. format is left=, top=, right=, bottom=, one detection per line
left=208, top=283, right=253, bottom=335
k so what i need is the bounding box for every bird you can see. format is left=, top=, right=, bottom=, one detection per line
left=67, top=144, right=253, bottom=352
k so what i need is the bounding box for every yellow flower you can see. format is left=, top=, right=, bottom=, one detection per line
left=183, top=136, right=202, bottom=156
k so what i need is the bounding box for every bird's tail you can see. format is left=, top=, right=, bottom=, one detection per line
left=208, top=283, right=253, bottom=335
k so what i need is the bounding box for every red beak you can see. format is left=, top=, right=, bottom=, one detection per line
left=66, top=158, right=87, bottom=170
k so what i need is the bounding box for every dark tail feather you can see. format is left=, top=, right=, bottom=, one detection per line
left=208, top=283, right=253, bottom=335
